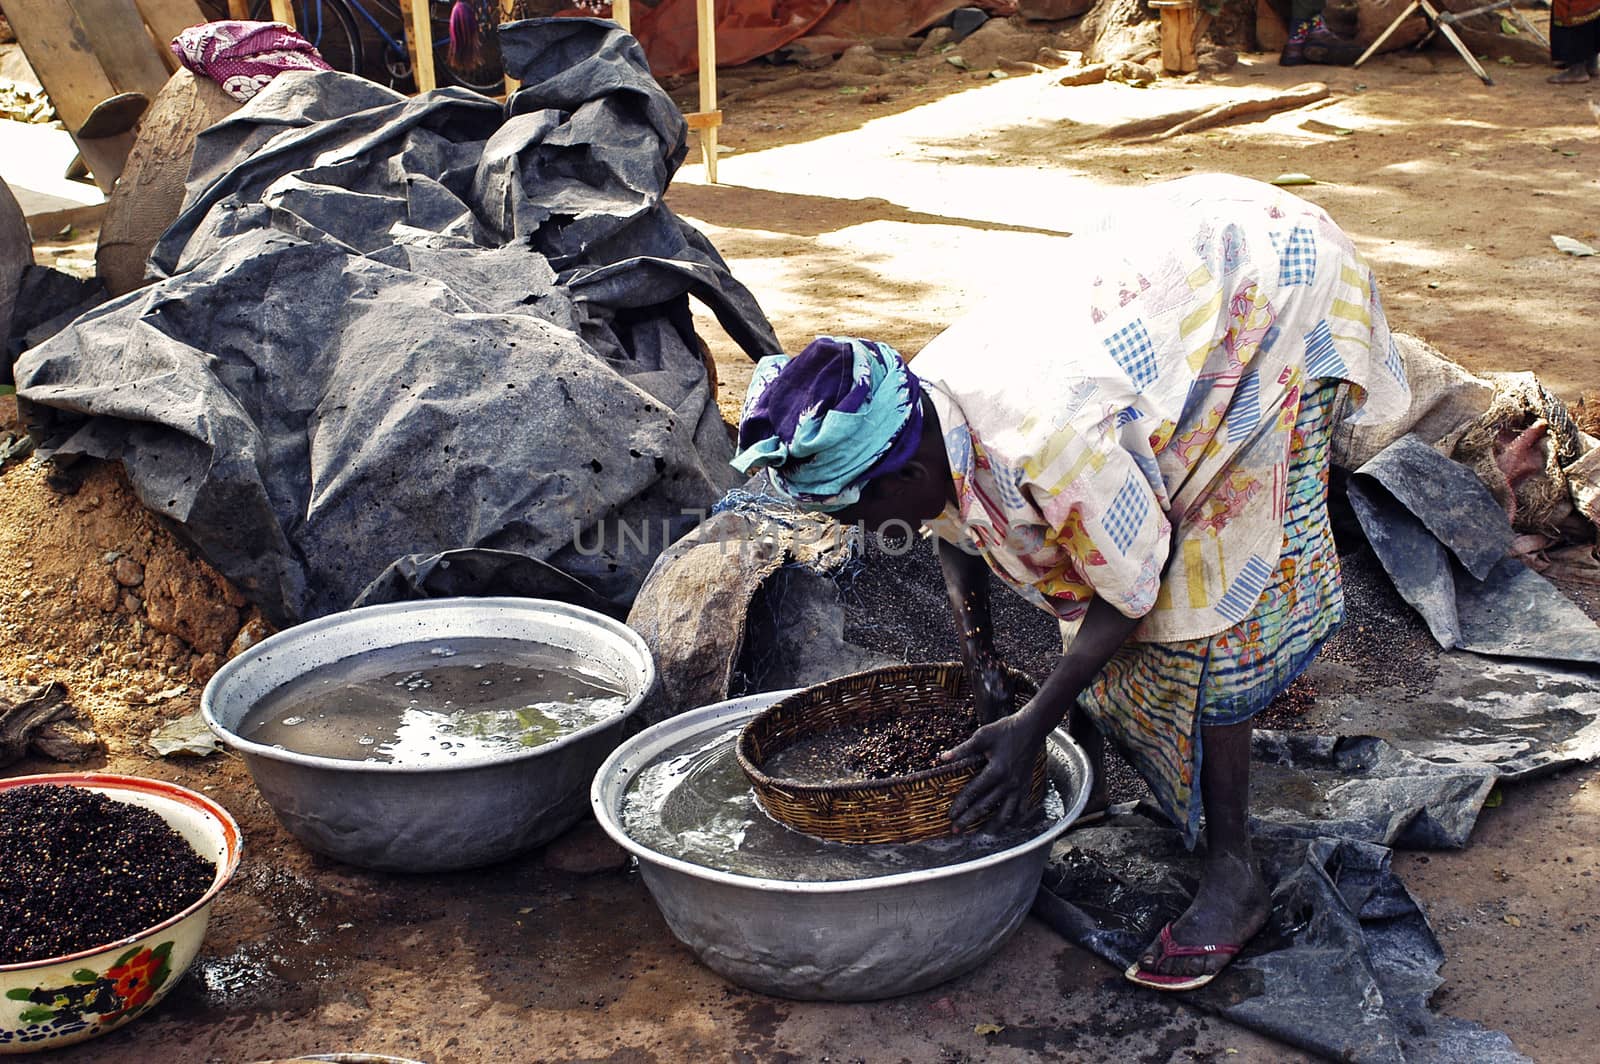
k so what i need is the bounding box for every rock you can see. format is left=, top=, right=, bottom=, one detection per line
left=190, top=652, right=222, bottom=684
left=122, top=592, right=143, bottom=615
left=1039, top=46, right=1086, bottom=67
left=1199, top=46, right=1240, bottom=73
left=227, top=614, right=275, bottom=659
left=0, top=177, right=30, bottom=357
left=112, top=555, right=145, bottom=587
left=833, top=45, right=887, bottom=77
left=0, top=177, right=28, bottom=336
left=541, top=819, right=630, bottom=874
left=86, top=568, right=120, bottom=612
left=1018, top=0, right=1096, bottom=20
left=918, top=26, right=956, bottom=56
left=141, top=552, right=241, bottom=656
left=947, top=20, right=1047, bottom=70
left=1107, top=58, right=1158, bottom=85
left=95, top=69, right=241, bottom=297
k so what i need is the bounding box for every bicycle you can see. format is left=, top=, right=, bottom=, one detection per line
left=247, top=0, right=507, bottom=94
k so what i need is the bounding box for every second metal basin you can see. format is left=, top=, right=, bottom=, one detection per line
left=592, top=692, right=1091, bottom=1001
left=203, top=597, right=654, bottom=873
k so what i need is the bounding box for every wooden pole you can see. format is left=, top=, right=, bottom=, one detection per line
left=268, top=0, right=294, bottom=28
left=612, top=0, right=631, bottom=34
left=502, top=0, right=517, bottom=97
left=696, top=0, right=716, bottom=182
left=398, top=0, right=435, bottom=92
left=227, top=0, right=249, bottom=17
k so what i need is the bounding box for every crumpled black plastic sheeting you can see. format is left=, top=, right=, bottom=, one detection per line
left=1035, top=816, right=1529, bottom=1064
left=1248, top=731, right=1497, bottom=851
left=1347, top=435, right=1600, bottom=664
left=14, top=20, right=779, bottom=627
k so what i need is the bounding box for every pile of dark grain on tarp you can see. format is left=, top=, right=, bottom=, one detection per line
left=0, top=786, right=213, bottom=964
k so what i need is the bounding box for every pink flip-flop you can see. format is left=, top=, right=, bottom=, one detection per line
left=1123, top=922, right=1241, bottom=991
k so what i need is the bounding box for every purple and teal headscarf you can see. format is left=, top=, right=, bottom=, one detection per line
left=732, top=337, right=923, bottom=512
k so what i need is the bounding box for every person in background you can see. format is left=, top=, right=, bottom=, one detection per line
left=731, top=174, right=1410, bottom=991
left=1549, top=0, right=1600, bottom=82
left=1279, top=0, right=1364, bottom=66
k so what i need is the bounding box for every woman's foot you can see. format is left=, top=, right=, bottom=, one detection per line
left=1130, top=850, right=1270, bottom=985
left=1549, top=63, right=1592, bottom=84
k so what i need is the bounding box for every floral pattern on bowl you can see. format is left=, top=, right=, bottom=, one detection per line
left=0, top=774, right=242, bottom=1055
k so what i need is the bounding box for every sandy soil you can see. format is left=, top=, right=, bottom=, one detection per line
left=3, top=16, right=1599, bottom=1063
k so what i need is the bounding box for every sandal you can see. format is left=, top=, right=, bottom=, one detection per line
left=1123, top=922, right=1241, bottom=991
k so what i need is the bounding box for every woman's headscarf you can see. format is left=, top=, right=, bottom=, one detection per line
left=732, top=336, right=923, bottom=511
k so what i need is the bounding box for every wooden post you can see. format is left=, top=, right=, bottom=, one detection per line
left=227, top=0, right=249, bottom=17
left=398, top=0, right=436, bottom=92
left=268, top=0, right=295, bottom=28
left=695, top=0, right=717, bottom=182
left=612, top=0, right=631, bottom=34
left=134, top=0, right=208, bottom=73
left=502, top=0, right=517, bottom=97
left=1151, top=0, right=1199, bottom=75
left=71, top=0, right=175, bottom=99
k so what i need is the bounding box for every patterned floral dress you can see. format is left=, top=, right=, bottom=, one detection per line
left=913, top=174, right=1410, bottom=846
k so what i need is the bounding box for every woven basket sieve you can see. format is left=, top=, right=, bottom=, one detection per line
left=735, top=661, right=1046, bottom=844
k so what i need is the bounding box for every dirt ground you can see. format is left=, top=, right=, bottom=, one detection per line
left=4, top=13, right=1600, bottom=1063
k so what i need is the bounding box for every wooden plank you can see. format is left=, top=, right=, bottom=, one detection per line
left=227, top=0, right=249, bottom=16
left=269, top=0, right=295, bottom=27
left=502, top=0, right=517, bottom=97
left=695, top=0, right=716, bottom=182
left=398, top=0, right=435, bottom=92
left=683, top=110, right=721, bottom=130
left=134, top=0, right=208, bottom=69
left=0, top=0, right=119, bottom=132
left=69, top=0, right=181, bottom=100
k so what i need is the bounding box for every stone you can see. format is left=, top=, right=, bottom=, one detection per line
left=833, top=45, right=887, bottom=77
left=112, top=555, right=145, bottom=587
left=1018, top=0, right=1096, bottom=20
left=86, top=568, right=120, bottom=613
left=141, top=552, right=241, bottom=656
left=0, top=177, right=30, bottom=353
left=227, top=614, right=275, bottom=659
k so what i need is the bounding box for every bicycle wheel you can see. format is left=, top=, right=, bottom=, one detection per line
left=251, top=0, right=366, bottom=79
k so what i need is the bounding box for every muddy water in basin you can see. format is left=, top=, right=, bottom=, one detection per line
left=239, top=637, right=628, bottom=764
left=621, top=724, right=1069, bottom=883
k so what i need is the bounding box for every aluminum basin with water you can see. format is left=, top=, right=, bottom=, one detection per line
left=203, top=597, right=654, bottom=873
left=592, top=692, right=1091, bottom=1001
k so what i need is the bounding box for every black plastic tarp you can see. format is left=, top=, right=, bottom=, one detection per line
left=14, top=19, right=778, bottom=626
left=1347, top=435, right=1600, bottom=664
left=1035, top=817, right=1528, bottom=1064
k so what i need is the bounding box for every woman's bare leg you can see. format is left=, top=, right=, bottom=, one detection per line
left=1136, top=718, right=1271, bottom=979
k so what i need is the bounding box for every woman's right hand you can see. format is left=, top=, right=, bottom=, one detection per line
left=968, top=651, right=1015, bottom=724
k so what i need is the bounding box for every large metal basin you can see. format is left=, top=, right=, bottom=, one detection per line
left=203, top=597, right=654, bottom=873
left=592, top=693, right=1091, bottom=1001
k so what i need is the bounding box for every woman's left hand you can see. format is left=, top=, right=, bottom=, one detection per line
left=942, top=705, right=1051, bottom=830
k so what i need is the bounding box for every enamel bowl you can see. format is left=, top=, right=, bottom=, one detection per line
left=0, top=773, right=242, bottom=1054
